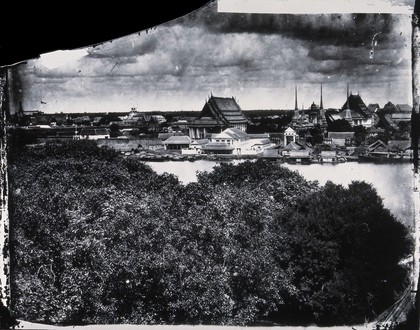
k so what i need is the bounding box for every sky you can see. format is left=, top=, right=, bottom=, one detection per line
left=8, top=0, right=415, bottom=113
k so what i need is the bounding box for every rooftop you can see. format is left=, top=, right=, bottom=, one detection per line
left=189, top=116, right=222, bottom=127
left=78, top=128, right=110, bottom=136
left=202, top=142, right=234, bottom=151
left=341, top=93, right=370, bottom=118
left=163, top=136, right=191, bottom=145
left=200, top=96, right=248, bottom=125
left=213, top=127, right=249, bottom=140
left=327, top=132, right=355, bottom=139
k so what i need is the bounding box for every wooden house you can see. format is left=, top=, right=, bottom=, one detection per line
left=162, top=135, right=191, bottom=150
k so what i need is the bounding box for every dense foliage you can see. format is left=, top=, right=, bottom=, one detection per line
left=8, top=140, right=412, bottom=326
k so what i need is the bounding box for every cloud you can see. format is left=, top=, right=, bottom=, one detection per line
left=87, top=33, right=159, bottom=58
left=12, top=0, right=413, bottom=112
left=184, top=1, right=404, bottom=47
left=308, top=46, right=364, bottom=61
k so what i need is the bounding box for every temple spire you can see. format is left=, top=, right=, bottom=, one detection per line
left=320, top=83, right=324, bottom=110
left=294, top=85, right=298, bottom=110
left=345, top=83, right=350, bottom=109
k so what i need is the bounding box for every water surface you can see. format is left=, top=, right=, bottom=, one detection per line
left=146, top=160, right=415, bottom=227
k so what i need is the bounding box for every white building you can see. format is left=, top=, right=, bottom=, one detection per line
left=200, top=128, right=275, bottom=155
left=283, top=127, right=298, bottom=146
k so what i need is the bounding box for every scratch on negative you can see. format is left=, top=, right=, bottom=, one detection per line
left=370, top=32, right=381, bottom=59
left=109, top=62, right=118, bottom=73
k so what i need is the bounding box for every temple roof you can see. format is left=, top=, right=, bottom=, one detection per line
left=200, top=96, right=248, bottom=125
left=341, top=94, right=370, bottom=118
left=189, top=116, right=222, bottom=128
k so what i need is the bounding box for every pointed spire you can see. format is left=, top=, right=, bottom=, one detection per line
left=345, top=83, right=350, bottom=110
left=320, top=83, right=323, bottom=110
left=294, top=85, right=298, bottom=110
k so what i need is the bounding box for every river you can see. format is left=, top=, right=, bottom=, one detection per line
left=145, top=160, right=415, bottom=228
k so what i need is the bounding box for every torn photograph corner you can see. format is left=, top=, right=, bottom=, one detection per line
left=0, top=0, right=419, bottom=329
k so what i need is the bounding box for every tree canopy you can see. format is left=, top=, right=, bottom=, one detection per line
left=8, top=139, right=412, bottom=326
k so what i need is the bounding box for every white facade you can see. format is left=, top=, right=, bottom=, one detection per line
left=210, top=128, right=275, bottom=155
left=284, top=127, right=298, bottom=146
left=151, top=115, right=166, bottom=123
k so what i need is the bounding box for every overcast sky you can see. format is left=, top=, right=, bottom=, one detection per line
left=10, top=0, right=414, bottom=113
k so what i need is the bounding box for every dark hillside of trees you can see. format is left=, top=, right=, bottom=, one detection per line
left=8, top=139, right=412, bottom=326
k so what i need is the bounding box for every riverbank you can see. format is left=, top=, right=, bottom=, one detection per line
left=127, top=151, right=413, bottom=164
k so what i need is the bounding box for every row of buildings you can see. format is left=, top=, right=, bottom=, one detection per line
left=11, top=87, right=413, bottom=160
left=290, top=84, right=411, bottom=132
left=72, top=91, right=411, bottom=162
left=12, top=87, right=411, bottom=137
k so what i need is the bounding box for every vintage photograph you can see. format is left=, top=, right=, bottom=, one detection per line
left=0, top=0, right=418, bottom=329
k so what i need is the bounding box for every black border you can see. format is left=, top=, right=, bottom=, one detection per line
left=0, top=0, right=210, bottom=66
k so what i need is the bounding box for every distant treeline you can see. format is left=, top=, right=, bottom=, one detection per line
left=8, top=139, right=412, bottom=326
left=28, top=109, right=296, bottom=120
left=243, top=109, right=294, bottom=117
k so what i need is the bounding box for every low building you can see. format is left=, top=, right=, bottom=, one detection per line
left=210, top=127, right=248, bottom=155
left=391, top=112, right=411, bottom=122
left=77, top=128, right=110, bottom=140
left=163, top=135, right=191, bottom=150
left=387, top=140, right=412, bottom=159
left=147, top=141, right=165, bottom=151
left=202, top=142, right=234, bottom=155
left=181, top=139, right=209, bottom=155
left=367, top=140, right=388, bottom=157
left=209, top=127, right=274, bottom=155
left=248, top=138, right=273, bottom=154
left=281, top=140, right=313, bottom=158
left=121, top=111, right=151, bottom=126
left=151, top=115, right=166, bottom=124
left=395, top=104, right=412, bottom=112
left=267, top=133, right=284, bottom=145
left=196, top=128, right=275, bottom=156
left=319, top=150, right=338, bottom=163
left=248, top=133, right=271, bottom=140
left=281, top=141, right=303, bottom=156
left=262, top=145, right=282, bottom=159
left=168, top=119, right=190, bottom=133
left=212, top=127, right=249, bottom=145
left=325, top=132, right=355, bottom=146
left=382, top=102, right=411, bottom=114
left=158, top=132, right=185, bottom=141
left=387, top=140, right=411, bottom=152
left=286, top=150, right=312, bottom=163
left=361, top=139, right=412, bottom=161
left=367, top=127, right=385, bottom=139
left=73, top=116, right=92, bottom=125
